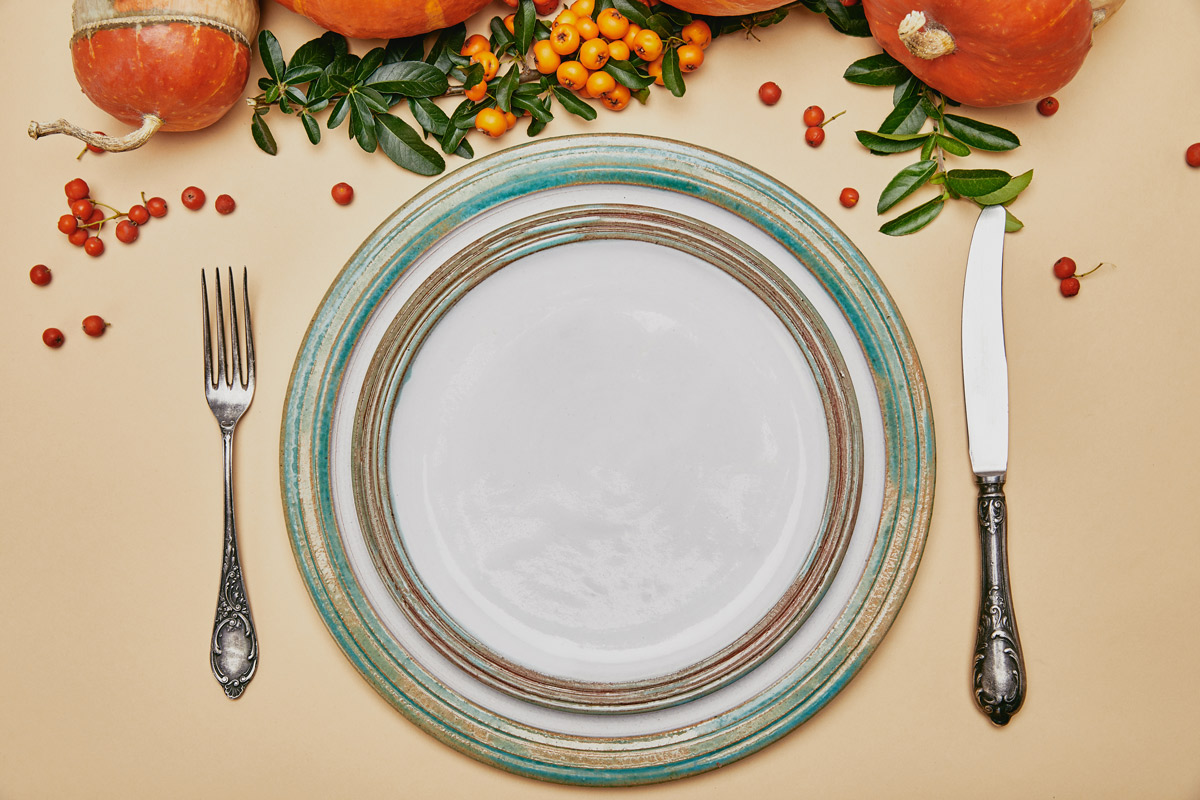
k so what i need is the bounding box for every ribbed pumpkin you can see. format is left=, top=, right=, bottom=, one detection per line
left=860, top=0, right=1124, bottom=107
left=273, top=0, right=493, bottom=40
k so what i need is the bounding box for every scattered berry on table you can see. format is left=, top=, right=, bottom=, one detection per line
left=1052, top=257, right=1076, bottom=279
left=65, top=178, right=89, bottom=202
left=146, top=196, right=168, bottom=217
left=42, top=328, right=65, bottom=348
left=70, top=198, right=94, bottom=220
left=1059, top=277, right=1080, bottom=297
left=758, top=82, right=782, bottom=106
left=128, top=204, right=150, bottom=225
left=29, top=265, right=52, bottom=286
left=181, top=186, right=206, bottom=210
left=803, top=105, right=825, bottom=127
left=68, top=228, right=90, bottom=247
left=805, top=126, right=825, bottom=147
left=58, top=214, right=78, bottom=235
left=1036, top=97, right=1059, bottom=116
left=1053, top=259, right=1109, bottom=298
left=82, top=315, right=109, bottom=337
left=215, top=194, right=236, bottom=215
left=1186, top=143, right=1200, bottom=168
left=115, top=219, right=139, bottom=243
left=839, top=187, right=860, bottom=208
left=84, top=237, right=105, bottom=257
left=331, top=182, right=354, bottom=206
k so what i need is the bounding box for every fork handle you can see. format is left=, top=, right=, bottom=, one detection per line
left=211, top=428, right=258, bottom=698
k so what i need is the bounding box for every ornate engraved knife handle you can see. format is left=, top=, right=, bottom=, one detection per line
left=972, top=476, right=1025, bottom=725
left=211, top=428, right=258, bottom=699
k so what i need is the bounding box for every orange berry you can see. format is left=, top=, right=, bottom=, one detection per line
left=607, top=39, right=630, bottom=61
left=578, top=38, right=610, bottom=70
left=532, top=39, right=562, bottom=74
left=549, top=23, right=581, bottom=55
left=646, top=55, right=664, bottom=86
left=584, top=69, right=616, bottom=98
left=676, top=43, right=704, bottom=72
left=460, top=34, right=490, bottom=57
left=471, top=50, right=500, bottom=81
left=569, top=0, right=594, bottom=17
left=504, top=110, right=518, bottom=129
left=600, top=83, right=631, bottom=111
left=596, top=7, right=629, bottom=39
left=464, top=80, right=488, bottom=101
left=556, top=60, right=589, bottom=91
left=554, top=8, right=578, bottom=25
left=474, top=107, right=508, bottom=138
left=680, top=19, right=712, bottom=49
left=633, top=29, right=662, bottom=61
left=621, top=23, right=642, bottom=49
left=503, top=13, right=516, bottom=34
left=575, top=15, right=600, bottom=40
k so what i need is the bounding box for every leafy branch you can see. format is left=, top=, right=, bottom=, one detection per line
left=845, top=52, right=1032, bottom=235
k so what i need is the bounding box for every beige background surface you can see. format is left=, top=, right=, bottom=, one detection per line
left=2, top=1, right=1198, bottom=797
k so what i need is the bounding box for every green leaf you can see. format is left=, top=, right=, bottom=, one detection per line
left=661, top=46, right=685, bottom=97
left=449, top=98, right=491, bottom=129
left=843, top=52, right=911, bottom=86
left=513, top=93, right=553, bottom=123
left=327, top=94, right=351, bottom=129
left=515, top=0, right=537, bottom=55
left=357, top=86, right=391, bottom=113
left=877, top=160, right=937, bottom=213
left=250, top=114, right=277, bottom=155
left=356, top=48, right=388, bottom=83
left=855, top=130, right=930, bottom=154
left=817, top=0, right=869, bottom=36
left=278, top=94, right=293, bottom=114
left=612, top=0, right=652, bottom=27
left=290, top=35, right=336, bottom=72
left=283, top=85, right=308, bottom=107
left=349, top=94, right=377, bottom=152
left=375, top=113, right=446, bottom=175
left=408, top=96, right=449, bottom=138
left=494, top=65, right=520, bottom=113
left=594, top=0, right=614, bottom=15
left=367, top=61, right=450, bottom=97
left=454, top=138, right=474, bottom=159
left=935, top=134, right=971, bottom=157
left=942, top=114, right=1020, bottom=151
left=426, top=23, right=466, bottom=72
left=603, top=59, right=655, bottom=90
left=973, top=169, right=1033, bottom=205
left=878, top=94, right=927, bottom=136
left=527, top=114, right=549, bottom=136
left=490, top=15, right=516, bottom=51
left=880, top=195, right=945, bottom=236
left=258, top=30, right=286, bottom=82
left=385, top=36, right=425, bottom=63
left=945, top=169, right=1011, bottom=198
left=441, top=122, right=469, bottom=154
left=300, top=112, right=321, bottom=144
left=892, top=75, right=920, bottom=106
left=283, top=63, right=324, bottom=85
left=263, top=83, right=281, bottom=104
left=1004, top=209, right=1023, bottom=233
left=552, top=86, right=598, bottom=120
left=324, top=31, right=349, bottom=59
left=455, top=63, right=485, bottom=91
left=920, top=135, right=935, bottom=161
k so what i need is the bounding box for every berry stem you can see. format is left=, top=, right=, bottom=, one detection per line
left=819, top=109, right=846, bottom=128
left=1076, top=261, right=1112, bottom=278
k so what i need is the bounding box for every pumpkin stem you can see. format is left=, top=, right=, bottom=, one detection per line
left=1091, top=0, right=1125, bottom=29
left=897, top=11, right=956, bottom=60
left=27, top=113, right=164, bottom=152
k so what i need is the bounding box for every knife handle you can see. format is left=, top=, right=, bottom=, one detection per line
left=972, top=476, right=1025, bottom=725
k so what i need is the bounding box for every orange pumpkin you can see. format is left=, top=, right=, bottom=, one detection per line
left=861, top=0, right=1124, bottom=107
left=666, top=0, right=776, bottom=15
left=273, top=0, right=493, bottom=40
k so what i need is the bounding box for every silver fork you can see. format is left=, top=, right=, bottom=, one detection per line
left=202, top=267, right=258, bottom=699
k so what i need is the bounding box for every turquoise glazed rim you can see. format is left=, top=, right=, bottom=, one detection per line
left=280, top=134, right=935, bottom=786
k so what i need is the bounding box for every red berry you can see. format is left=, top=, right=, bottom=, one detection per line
left=65, top=178, right=90, bottom=201
left=804, top=126, right=825, bottom=147
left=803, top=105, right=825, bottom=127
left=839, top=187, right=860, bottom=208
left=71, top=198, right=95, bottom=220
left=331, top=182, right=355, bottom=205
left=146, top=196, right=168, bottom=218
left=42, top=328, right=65, bottom=348
left=214, top=194, right=236, bottom=215
left=86, top=133, right=106, bottom=154
left=1052, top=256, right=1076, bottom=279
left=840, top=0, right=859, bottom=5
left=58, top=214, right=78, bottom=235
left=181, top=186, right=206, bottom=210
left=88, top=208, right=105, bottom=227
left=68, top=228, right=90, bottom=247
left=1059, top=277, right=1080, bottom=297
left=82, top=315, right=108, bottom=337
left=758, top=81, right=782, bottom=106
left=84, top=237, right=105, bottom=257
left=30, top=264, right=52, bottom=286
left=115, top=219, right=139, bottom=244
left=1036, top=97, right=1059, bottom=116
left=1186, top=143, right=1200, bottom=168
left=128, top=204, right=150, bottom=225
left=533, top=0, right=557, bottom=14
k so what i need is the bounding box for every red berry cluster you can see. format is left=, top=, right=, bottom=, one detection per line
left=1053, top=257, right=1109, bottom=298
left=57, top=177, right=168, bottom=257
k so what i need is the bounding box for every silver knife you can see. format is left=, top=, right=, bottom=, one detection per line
left=962, top=204, right=1025, bottom=726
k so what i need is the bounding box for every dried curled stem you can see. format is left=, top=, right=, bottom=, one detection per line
left=28, top=113, right=164, bottom=152
left=897, top=11, right=956, bottom=60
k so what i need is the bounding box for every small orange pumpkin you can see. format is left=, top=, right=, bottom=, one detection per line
left=860, top=0, right=1124, bottom=107
left=273, top=0, right=493, bottom=40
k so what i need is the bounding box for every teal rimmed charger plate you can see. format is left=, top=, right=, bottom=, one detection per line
left=281, top=134, right=934, bottom=785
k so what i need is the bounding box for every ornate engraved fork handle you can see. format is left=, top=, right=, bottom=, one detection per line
left=211, top=427, right=258, bottom=699
left=972, top=476, right=1025, bottom=725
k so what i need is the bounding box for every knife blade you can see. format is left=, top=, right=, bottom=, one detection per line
left=961, top=204, right=1025, bottom=726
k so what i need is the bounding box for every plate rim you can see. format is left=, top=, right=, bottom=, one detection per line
left=280, top=133, right=935, bottom=786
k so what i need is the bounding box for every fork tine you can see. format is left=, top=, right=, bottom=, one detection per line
left=215, top=268, right=227, bottom=387
left=242, top=268, right=255, bottom=389
left=202, top=270, right=213, bottom=387
left=228, top=267, right=242, bottom=389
